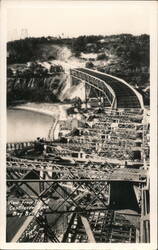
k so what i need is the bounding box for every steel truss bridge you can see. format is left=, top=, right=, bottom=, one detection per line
left=7, top=156, right=147, bottom=243
left=6, top=68, right=149, bottom=243
left=70, top=68, right=144, bottom=109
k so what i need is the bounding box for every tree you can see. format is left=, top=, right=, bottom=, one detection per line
left=85, top=61, right=94, bottom=69
left=72, top=97, right=82, bottom=109
left=7, top=68, right=13, bottom=77
left=97, top=53, right=109, bottom=60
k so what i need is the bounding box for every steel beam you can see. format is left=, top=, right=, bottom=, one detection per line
left=80, top=216, right=96, bottom=243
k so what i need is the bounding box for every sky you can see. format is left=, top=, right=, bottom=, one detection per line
left=6, top=1, right=153, bottom=41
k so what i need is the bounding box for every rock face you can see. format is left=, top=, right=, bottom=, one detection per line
left=7, top=73, right=68, bottom=105
left=8, top=74, right=67, bottom=92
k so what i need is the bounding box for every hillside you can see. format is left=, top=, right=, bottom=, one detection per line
left=7, top=34, right=150, bottom=105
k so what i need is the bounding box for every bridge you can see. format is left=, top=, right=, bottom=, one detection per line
left=7, top=157, right=147, bottom=183
left=6, top=72, right=149, bottom=243
left=70, top=68, right=144, bottom=109
left=7, top=154, right=147, bottom=242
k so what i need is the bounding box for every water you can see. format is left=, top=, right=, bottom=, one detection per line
left=7, top=109, right=55, bottom=142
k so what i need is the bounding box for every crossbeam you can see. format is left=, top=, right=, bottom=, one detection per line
left=7, top=178, right=144, bottom=183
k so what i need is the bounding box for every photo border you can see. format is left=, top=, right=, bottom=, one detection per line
left=0, top=0, right=157, bottom=249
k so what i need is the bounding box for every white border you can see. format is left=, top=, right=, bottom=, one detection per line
left=149, top=0, right=158, bottom=246
left=0, top=1, right=157, bottom=249
left=0, top=0, right=7, bottom=244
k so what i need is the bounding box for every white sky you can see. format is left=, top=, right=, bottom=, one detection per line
left=6, top=1, right=153, bottom=41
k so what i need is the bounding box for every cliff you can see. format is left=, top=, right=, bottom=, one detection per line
left=7, top=73, right=67, bottom=106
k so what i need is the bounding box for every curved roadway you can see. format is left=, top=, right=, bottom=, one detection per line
left=75, top=68, right=143, bottom=109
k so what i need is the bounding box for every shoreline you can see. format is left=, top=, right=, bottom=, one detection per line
left=8, top=102, right=72, bottom=118
left=11, top=105, right=57, bottom=118
left=7, top=102, right=71, bottom=143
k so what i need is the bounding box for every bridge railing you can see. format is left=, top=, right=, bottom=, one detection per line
left=70, top=69, right=115, bottom=106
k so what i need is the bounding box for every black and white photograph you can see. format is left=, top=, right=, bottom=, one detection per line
left=0, top=0, right=157, bottom=249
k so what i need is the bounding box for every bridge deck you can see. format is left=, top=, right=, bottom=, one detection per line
left=74, top=68, right=143, bottom=109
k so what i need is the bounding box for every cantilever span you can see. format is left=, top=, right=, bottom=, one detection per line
left=70, top=68, right=144, bottom=109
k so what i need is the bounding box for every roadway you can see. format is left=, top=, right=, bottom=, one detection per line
left=72, top=68, right=143, bottom=109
